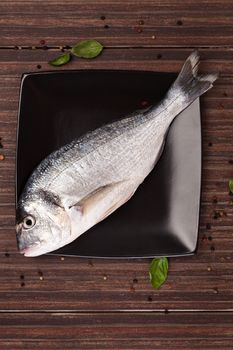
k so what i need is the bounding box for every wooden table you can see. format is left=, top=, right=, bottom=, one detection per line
left=0, top=1, right=233, bottom=348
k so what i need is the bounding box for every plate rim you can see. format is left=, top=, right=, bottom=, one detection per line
left=16, top=69, right=201, bottom=259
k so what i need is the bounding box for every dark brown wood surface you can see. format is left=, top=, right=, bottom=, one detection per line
left=0, top=1, right=233, bottom=349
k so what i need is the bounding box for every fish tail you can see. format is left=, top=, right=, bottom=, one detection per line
left=173, top=51, right=218, bottom=104
left=145, top=51, right=218, bottom=123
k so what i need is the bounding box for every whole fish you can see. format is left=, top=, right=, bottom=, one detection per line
left=16, top=51, right=217, bottom=257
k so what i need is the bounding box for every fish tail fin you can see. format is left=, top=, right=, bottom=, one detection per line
left=146, top=51, right=218, bottom=122
left=173, top=51, right=218, bottom=103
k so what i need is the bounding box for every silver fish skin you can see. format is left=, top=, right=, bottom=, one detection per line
left=16, top=51, right=217, bottom=257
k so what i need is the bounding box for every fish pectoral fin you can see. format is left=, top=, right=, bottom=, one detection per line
left=67, top=180, right=138, bottom=227
left=68, top=184, right=114, bottom=216
left=89, top=180, right=138, bottom=223
left=97, top=189, right=134, bottom=222
left=69, top=182, right=123, bottom=213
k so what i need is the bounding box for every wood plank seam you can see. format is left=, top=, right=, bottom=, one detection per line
left=1, top=46, right=233, bottom=50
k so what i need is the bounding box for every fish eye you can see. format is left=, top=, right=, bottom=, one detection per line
left=22, top=216, right=36, bottom=229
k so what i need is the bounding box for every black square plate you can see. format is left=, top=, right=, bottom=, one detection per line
left=17, top=70, right=201, bottom=258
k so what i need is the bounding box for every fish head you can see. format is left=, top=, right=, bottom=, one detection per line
left=16, top=190, right=71, bottom=257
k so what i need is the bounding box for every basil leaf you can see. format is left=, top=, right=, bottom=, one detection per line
left=49, top=53, right=71, bottom=66
left=71, top=40, right=103, bottom=59
left=229, top=179, right=233, bottom=193
left=149, top=257, right=168, bottom=289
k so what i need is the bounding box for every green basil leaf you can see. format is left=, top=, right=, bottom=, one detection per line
left=49, top=53, right=71, bottom=66
left=71, top=40, right=103, bottom=59
left=229, top=179, right=233, bottom=193
left=149, top=257, right=168, bottom=289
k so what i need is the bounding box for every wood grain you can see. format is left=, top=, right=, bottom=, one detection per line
left=0, top=1, right=233, bottom=46
left=0, top=0, right=233, bottom=348
left=0, top=312, right=232, bottom=350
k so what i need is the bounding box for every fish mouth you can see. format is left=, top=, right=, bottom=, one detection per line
left=19, top=242, right=41, bottom=257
